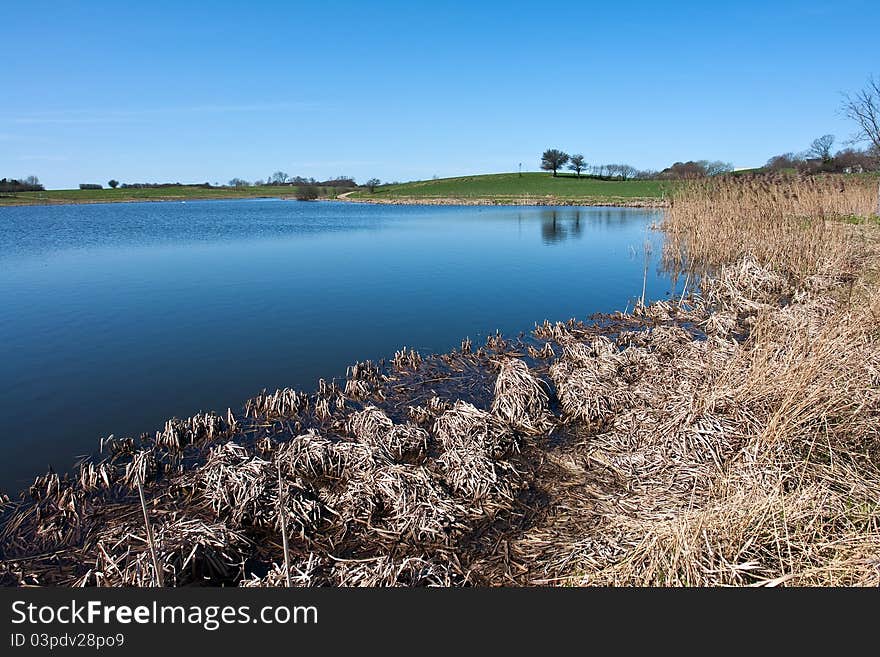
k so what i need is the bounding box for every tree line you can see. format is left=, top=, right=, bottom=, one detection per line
left=765, top=134, right=878, bottom=174
left=540, top=149, right=733, bottom=180
left=763, top=74, right=880, bottom=175
left=0, top=176, right=44, bottom=193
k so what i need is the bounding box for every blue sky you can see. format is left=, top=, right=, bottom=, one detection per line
left=2, top=0, right=878, bottom=189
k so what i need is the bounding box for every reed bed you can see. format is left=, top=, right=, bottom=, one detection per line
left=2, top=174, right=879, bottom=586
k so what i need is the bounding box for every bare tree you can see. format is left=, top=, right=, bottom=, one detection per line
left=365, top=178, right=381, bottom=193
left=228, top=178, right=250, bottom=187
left=270, top=171, right=289, bottom=184
left=605, top=164, right=636, bottom=180
left=841, top=76, right=880, bottom=151
left=617, top=164, right=637, bottom=181
left=541, top=149, right=569, bottom=177
left=567, top=154, right=586, bottom=178
left=700, top=160, right=734, bottom=176
left=766, top=152, right=804, bottom=171
left=808, top=135, right=835, bottom=162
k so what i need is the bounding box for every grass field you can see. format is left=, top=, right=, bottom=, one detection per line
left=0, top=185, right=347, bottom=207
left=349, top=172, right=670, bottom=203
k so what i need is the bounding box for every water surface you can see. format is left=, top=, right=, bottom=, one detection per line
left=0, top=200, right=671, bottom=490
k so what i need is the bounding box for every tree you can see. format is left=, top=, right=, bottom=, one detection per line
left=841, top=76, right=880, bottom=151
left=567, top=154, right=586, bottom=178
left=766, top=152, right=804, bottom=171
left=24, top=175, right=40, bottom=187
left=108, top=179, right=119, bottom=188
left=617, top=164, right=637, bottom=180
left=808, top=135, right=835, bottom=162
left=365, top=178, right=381, bottom=193
left=693, top=160, right=733, bottom=176
left=540, top=149, right=569, bottom=177
left=228, top=178, right=249, bottom=187
left=270, top=171, right=289, bottom=185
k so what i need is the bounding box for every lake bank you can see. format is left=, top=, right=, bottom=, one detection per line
left=337, top=195, right=668, bottom=208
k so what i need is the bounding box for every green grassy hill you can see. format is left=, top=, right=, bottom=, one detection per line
left=350, top=172, right=669, bottom=203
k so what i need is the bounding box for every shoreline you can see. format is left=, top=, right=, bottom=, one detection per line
left=336, top=194, right=668, bottom=208
left=1, top=193, right=667, bottom=209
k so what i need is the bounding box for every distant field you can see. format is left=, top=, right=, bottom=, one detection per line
left=0, top=185, right=348, bottom=206
left=350, top=172, right=670, bottom=203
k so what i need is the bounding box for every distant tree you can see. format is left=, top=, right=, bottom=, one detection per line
left=295, top=185, right=319, bottom=201
left=808, top=135, right=835, bottom=162
left=829, top=147, right=878, bottom=173
left=657, top=161, right=708, bottom=180
left=0, top=177, right=44, bottom=192
left=605, top=164, right=636, bottom=180
left=617, top=164, right=637, bottom=180
left=567, top=154, right=586, bottom=178
left=270, top=171, right=289, bottom=185
left=228, top=178, right=249, bottom=187
left=699, top=160, right=734, bottom=176
left=254, top=179, right=265, bottom=186
left=540, top=149, right=569, bottom=177
left=79, top=183, right=103, bottom=190
left=765, top=152, right=804, bottom=172
left=841, top=76, right=880, bottom=152
left=108, top=179, right=119, bottom=188
left=365, top=178, right=381, bottom=193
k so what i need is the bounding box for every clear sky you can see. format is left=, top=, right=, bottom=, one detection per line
left=2, top=0, right=878, bottom=189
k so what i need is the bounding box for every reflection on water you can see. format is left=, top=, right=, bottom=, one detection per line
left=0, top=200, right=669, bottom=489
left=538, top=208, right=644, bottom=244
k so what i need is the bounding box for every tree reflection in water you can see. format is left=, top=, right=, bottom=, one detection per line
left=539, top=208, right=640, bottom=244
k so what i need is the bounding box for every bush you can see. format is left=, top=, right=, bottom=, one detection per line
left=79, top=183, right=103, bottom=190
left=295, top=185, right=319, bottom=201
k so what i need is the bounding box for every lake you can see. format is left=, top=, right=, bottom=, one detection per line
left=0, top=199, right=671, bottom=491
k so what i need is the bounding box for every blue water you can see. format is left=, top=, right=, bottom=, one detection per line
left=0, top=199, right=671, bottom=491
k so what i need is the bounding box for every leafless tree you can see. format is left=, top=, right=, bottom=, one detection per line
left=808, top=135, right=835, bottom=162
left=700, top=160, right=734, bottom=176
left=365, top=178, right=381, bottom=193
left=270, top=171, right=289, bottom=184
left=841, top=76, right=880, bottom=151
left=617, top=164, right=637, bottom=180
